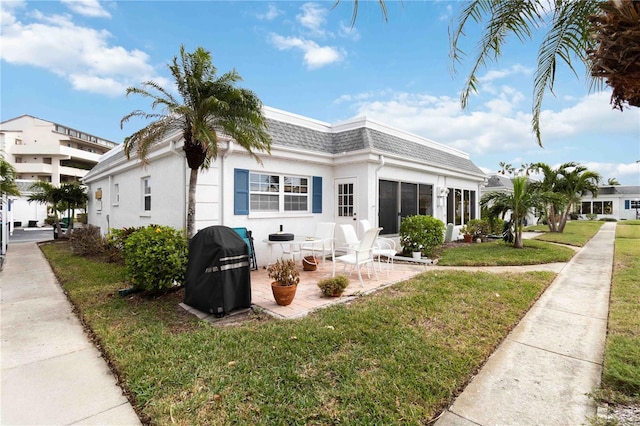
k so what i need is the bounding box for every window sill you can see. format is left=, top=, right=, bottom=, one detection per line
left=140, top=213, right=151, bottom=218
left=248, top=212, right=314, bottom=220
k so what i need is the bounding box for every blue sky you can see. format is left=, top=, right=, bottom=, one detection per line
left=2, top=0, right=639, bottom=184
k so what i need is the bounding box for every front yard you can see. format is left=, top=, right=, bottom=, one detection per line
left=42, top=241, right=555, bottom=425
left=39, top=219, right=639, bottom=424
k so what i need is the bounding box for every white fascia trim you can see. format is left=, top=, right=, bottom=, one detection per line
left=370, top=150, right=487, bottom=182
left=263, top=106, right=332, bottom=132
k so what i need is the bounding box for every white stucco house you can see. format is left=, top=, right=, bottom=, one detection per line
left=577, top=185, right=640, bottom=221
left=83, top=107, right=487, bottom=266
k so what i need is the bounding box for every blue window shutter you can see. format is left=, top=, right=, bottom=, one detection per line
left=234, top=169, right=249, bottom=215
left=312, top=176, right=322, bottom=213
left=625, top=200, right=630, bottom=209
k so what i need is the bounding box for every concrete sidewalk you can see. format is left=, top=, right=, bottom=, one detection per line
left=1, top=242, right=140, bottom=425
left=436, top=222, right=615, bottom=425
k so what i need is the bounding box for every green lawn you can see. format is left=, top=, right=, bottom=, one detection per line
left=438, top=239, right=575, bottom=266
left=600, top=221, right=640, bottom=405
left=41, top=242, right=556, bottom=425
left=525, top=220, right=604, bottom=246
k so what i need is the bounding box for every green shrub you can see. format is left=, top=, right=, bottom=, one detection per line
left=122, top=225, right=188, bottom=293
left=317, top=275, right=350, bottom=297
left=399, top=215, right=445, bottom=257
left=601, top=217, right=618, bottom=222
left=586, top=213, right=598, bottom=221
left=481, top=207, right=503, bottom=235
left=106, top=226, right=144, bottom=251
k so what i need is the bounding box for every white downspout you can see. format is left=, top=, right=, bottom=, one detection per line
left=221, top=141, right=235, bottom=226
left=374, top=155, right=385, bottom=228
left=107, top=174, right=112, bottom=232
left=170, top=139, right=187, bottom=231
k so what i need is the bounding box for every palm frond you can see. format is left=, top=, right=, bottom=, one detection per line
left=454, top=1, right=544, bottom=109
left=532, top=0, right=599, bottom=146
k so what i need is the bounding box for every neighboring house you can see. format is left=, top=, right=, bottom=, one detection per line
left=0, top=115, right=118, bottom=227
left=83, top=107, right=487, bottom=266
left=577, top=185, right=640, bottom=221
left=480, top=174, right=539, bottom=226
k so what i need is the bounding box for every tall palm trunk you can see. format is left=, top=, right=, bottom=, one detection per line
left=547, top=205, right=559, bottom=232
left=187, top=168, right=198, bottom=237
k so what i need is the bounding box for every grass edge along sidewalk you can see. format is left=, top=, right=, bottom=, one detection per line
left=595, top=220, right=640, bottom=419
left=41, top=241, right=557, bottom=425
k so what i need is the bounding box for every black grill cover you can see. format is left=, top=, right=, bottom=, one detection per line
left=184, top=226, right=252, bottom=316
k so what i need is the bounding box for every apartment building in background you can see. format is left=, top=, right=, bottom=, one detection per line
left=0, top=115, right=118, bottom=227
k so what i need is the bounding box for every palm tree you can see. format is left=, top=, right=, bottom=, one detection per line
left=59, top=182, right=88, bottom=231
left=607, top=177, right=620, bottom=185
left=529, top=162, right=565, bottom=233
left=555, top=164, right=601, bottom=232
left=530, top=162, right=601, bottom=233
left=28, top=181, right=88, bottom=237
left=1, top=156, right=21, bottom=197
left=121, top=45, right=271, bottom=237
left=481, top=176, right=550, bottom=248
left=28, top=181, right=65, bottom=236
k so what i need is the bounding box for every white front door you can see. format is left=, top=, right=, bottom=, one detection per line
left=335, top=177, right=358, bottom=248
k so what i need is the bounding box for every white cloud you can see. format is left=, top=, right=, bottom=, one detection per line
left=297, top=2, right=327, bottom=36
left=256, top=4, right=281, bottom=21
left=61, top=0, right=111, bottom=18
left=478, top=64, right=533, bottom=83
left=337, top=85, right=640, bottom=163
left=269, top=33, right=345, bottom=69
left=541, top=91, right=640, bottom=138
left=0, top=7, right=166, bottom=97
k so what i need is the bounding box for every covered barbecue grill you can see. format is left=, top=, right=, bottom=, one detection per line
left=184, top=226, right=252, bottom=317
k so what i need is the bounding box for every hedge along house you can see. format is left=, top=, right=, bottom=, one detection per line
left=83, top=107, right=486, bottom=266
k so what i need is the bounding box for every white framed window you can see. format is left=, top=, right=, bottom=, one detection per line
left=113, top=183, right=120, bottom=205
left=142, top=177, right=151, bottom=212
left=249, top=173, right=308, bottom=213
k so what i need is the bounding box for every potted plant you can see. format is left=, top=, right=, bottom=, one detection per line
left=459, top=225, right=473, bottom=243
left=267, top=259, right=300, bottom=306
left=317, top=275, right=350, bottom=297
left=462, top=219, right=490, bottom=242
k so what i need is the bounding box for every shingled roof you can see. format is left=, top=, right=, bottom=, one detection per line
left=86, top=108, right=485, bottom=179
left=265, top=116, right=484, bottom=176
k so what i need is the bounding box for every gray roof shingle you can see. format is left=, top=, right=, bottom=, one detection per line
left=87, top=114, right=485, bottom=179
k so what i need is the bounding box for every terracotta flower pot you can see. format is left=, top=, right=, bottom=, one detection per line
left=302, top=256, right=319, bottom=271
left=271, top=282, right=297, bottom=306
left=463, top=234, right=473, bottom=243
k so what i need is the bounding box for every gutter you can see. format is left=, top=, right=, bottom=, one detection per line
left=373, top=155, right=385, bottom=227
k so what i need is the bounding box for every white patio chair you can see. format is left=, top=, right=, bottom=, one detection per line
left=334, top=227, right=381, bottom=286
left=337, top=223, right=360, bottom=253
left=301, top=222, right=335, bottom=267
left=359, top=219, right=397, bottom=275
